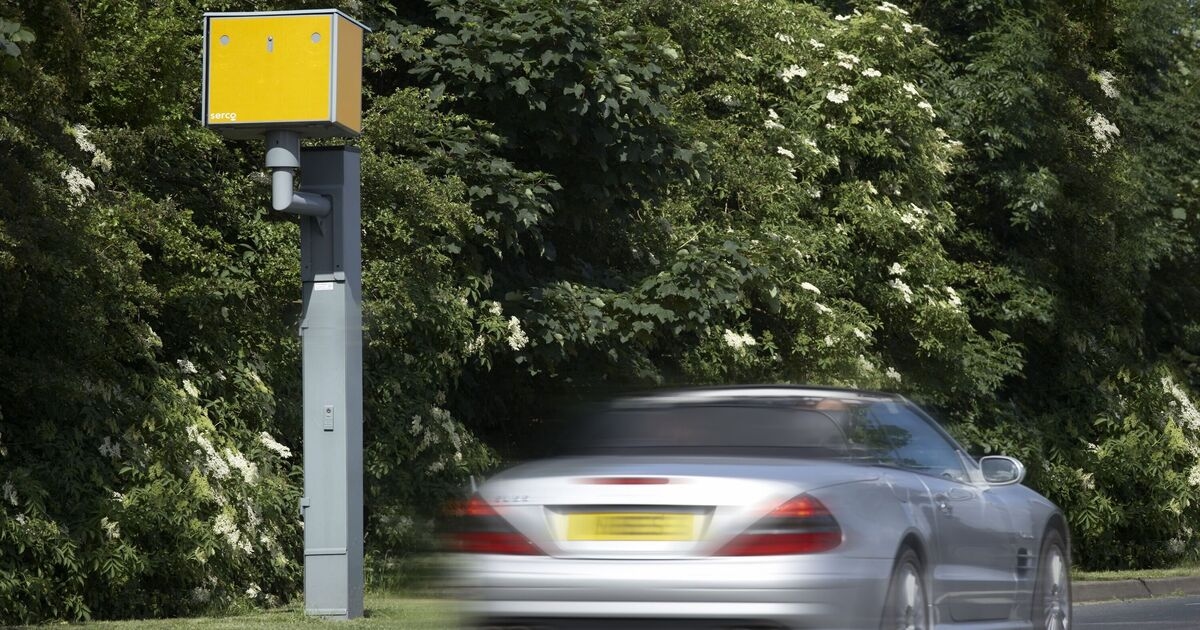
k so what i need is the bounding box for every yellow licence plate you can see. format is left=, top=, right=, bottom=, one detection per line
left=566, top=512, right=697, bottom=541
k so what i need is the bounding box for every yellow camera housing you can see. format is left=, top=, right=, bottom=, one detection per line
left=202, top=10, right=368, bottom=139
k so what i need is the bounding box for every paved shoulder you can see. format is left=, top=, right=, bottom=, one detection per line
left=1075, top=594, right=1200, bottom=629
left=1075, top=576, right=1200, bottom=602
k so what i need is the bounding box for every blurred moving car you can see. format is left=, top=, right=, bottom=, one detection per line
left=447, top=386, right=1071, bottom=630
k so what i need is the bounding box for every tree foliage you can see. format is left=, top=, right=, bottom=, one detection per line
left=2, top=0, right=1200, bottom=621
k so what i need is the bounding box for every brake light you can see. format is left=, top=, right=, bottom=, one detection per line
left=714, top=494, right=842, bottom=556
left=444, top=495, right=544, bottom=555
left=578, top=477, right=673, bottom=485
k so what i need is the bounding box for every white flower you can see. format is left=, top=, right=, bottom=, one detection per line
left=889, top=278, right=914, bottom=303
left=803, top=138, right=820, bottom=151
left=779, top=65, right=808, bottom=82
left=835, top=14, right=852, bottom=21
left=888, top=262, right=906, bottom=276
left=902, top=22, right=915, bottom=33
left=1094, top=70, right=1120, bottom=99
left=776, top=146, right=795, bottom=159
left=101, top=516, right=121, bottom=540
left=824, top=335, right=836, bottom=346
left=190, top=587, right=211, bottom=604
left=775, top=33, right=795, bottom=45
left=61, top=166, right=95, bottom=205
left=800, top=282, right=821, bottom=295
left=506, top=316, right=528, bottom=351
left=2, top=480, right=16, bottom=506
left=814, top=302, right=833, bottom=314
left=92, top=153, right=114, bottom=173
left=809, top=188, right=822, bottom=199
left=899, top=212, right=920, bottom=227
left=768, top=108, right=780, bottom=120
left=213, top=512, right=246, bottom=551
left=487, top=301, right=503, bottom=316
left=1189, top=463, right=1200, bottom=488
left=244, top=502, right=262, bottom=528
left=259, top=432, right=292, bottom=459
left=885, top=367, right=902, bottom=382
left=1087, top=112, right=1120, bottom=153
left=187, top=425, right=231, bottom=479
left=862, top=68, right=882, bottom=78
left=71, top=124, right=96, bottom=154
left=177, top=359, right=197, bottom=375
left=225, top=449, right=259, bottom=484
left=99, top=436, right=122, bottom=459
left=246, top=584, right=262, bottom=599
left=903, top=82, right=919, bottom=97
left=765, top=119, right=785, bottom=130
left=69, top=125, right=113, bottom=172
left=917, top=101, right=935, bottom=117
left=734, top=51, right=753, bottom=61
left=723, top=329, right=758, bottom=351
left=826, top=89, right=850, bottom=104
left=835, top=52, right=860, bottom=70
left=183, top=379, right=200, bottom=398
left=1162, top=374, right=1200, bottom=431
left=716, top=94, right=739, bottom=106
left=808, top=38, right=826, bottom=49
left=945, top=286, right=962, bottom=307
left=857, top=354, right=876, bottom=373
left=853, top=327, right=869, bottom=341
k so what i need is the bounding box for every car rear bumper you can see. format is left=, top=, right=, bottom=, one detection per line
left=451, top=554, right=893, bottom=630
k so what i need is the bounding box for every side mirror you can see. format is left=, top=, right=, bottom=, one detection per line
left=980, top=455, right=1025, bottom=485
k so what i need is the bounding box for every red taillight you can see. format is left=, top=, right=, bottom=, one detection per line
left=578, top=477, right=673, bottom=485
left=444, top=495, right=544, bottom=555
left=714, top=494, right=842, bottom=556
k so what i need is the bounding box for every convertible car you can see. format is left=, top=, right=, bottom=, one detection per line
left=447, top=386, right=1071, bottom=630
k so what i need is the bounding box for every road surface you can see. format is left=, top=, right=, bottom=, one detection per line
left=1075, top=594, right=1200, bottom=629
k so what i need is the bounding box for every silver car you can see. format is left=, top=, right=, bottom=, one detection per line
left=447, top=386, right=1071, bottom=630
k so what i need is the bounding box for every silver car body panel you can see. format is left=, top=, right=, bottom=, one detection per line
left=451, top=386, right=1067, bottom=630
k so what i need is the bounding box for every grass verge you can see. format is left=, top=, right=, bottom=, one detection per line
left=1073, top=559, right=1200, bottom=582
left=58, top=594, right=458, bottom=629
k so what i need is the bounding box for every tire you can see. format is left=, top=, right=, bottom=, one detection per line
left=880, top=547, right=929, bottom=630
left=1033, top=529, right=1072, bottom=630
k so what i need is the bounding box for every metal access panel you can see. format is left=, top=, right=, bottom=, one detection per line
left=202, top=10, right=368, bottom=139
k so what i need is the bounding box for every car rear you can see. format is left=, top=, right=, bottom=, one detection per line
left=447, top=392, right=906, bottom=629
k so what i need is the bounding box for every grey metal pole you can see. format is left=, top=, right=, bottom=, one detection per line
left=292, top=146, right=364, bottom=620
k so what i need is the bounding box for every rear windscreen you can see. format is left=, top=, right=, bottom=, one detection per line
left=562, top=404, right=855, bottom=457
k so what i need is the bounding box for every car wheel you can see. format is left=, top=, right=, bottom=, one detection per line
left=880, top=547, right=928, bottom=630
left=1034, top=529, right=1071, bottom=630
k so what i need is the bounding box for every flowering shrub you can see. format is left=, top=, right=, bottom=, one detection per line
left=4, top=0, right=1200, bottom=621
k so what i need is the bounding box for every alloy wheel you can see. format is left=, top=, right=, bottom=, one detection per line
left=1042, top=544, right=1070, bottom=630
